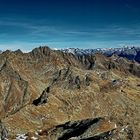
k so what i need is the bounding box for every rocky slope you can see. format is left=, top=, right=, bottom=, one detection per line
left=0, top=46, right=140, bottom=139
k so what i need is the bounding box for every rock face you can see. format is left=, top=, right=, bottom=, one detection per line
left=0, top=121, right=8, bottom=140
left=43, top=117, right=116, bottom=140
left=0, top=54, right=30, bottom=117
left=0, top=46, right=140, bottom=139
left=32, top=87, right=50, bottom=106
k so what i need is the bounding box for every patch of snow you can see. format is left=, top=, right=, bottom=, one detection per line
left=37, top=129, right=42, bottom=133
left=114, top=124, right=117, bottom=128
left=35, top=131, right=39, bottom=135
left=31, top=136, right=38, bottom=140
left=16, top=134, right=28, bottom=140
left=120, top=128, right=125, bottom=132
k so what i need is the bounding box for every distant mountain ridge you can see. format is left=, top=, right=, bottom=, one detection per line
left=61, top=46, right=140, bottom=63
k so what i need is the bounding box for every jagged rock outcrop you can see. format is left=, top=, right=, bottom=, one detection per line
left=0, top=121, right=8, bottom=140
left=32, top=87, right=50, bottom=106
left=49, top=68, right=92, bottom=90
left=14, top=49, right=23, bottom=55
left=30, top=46, right=51, bottom=58
left=84, top=75, right=91, bottom=86
left=76, top=54, right=96, bottom=70
left=38, top=117, right=116, bottom=140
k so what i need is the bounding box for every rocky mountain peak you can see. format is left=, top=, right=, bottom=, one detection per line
left=14, top=49, right=23, bottom=54
left=30, top=46, right=51, bottom=57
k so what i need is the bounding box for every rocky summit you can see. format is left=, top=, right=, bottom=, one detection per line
left=0, top=46, right=140, bottom=140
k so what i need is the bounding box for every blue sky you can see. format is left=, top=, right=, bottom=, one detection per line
left=0, top=0, right=140, bottom=51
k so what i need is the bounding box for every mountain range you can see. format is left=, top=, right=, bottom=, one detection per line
left=0, top=46, right=140, bottom=139
left=61, top=46, right=140, bottom=63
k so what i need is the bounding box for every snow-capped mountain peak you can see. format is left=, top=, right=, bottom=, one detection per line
left=61, top=46, right=140, bottom=63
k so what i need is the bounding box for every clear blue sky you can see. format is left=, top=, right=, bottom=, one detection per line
left=0, top=0, right=140, bottom=51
